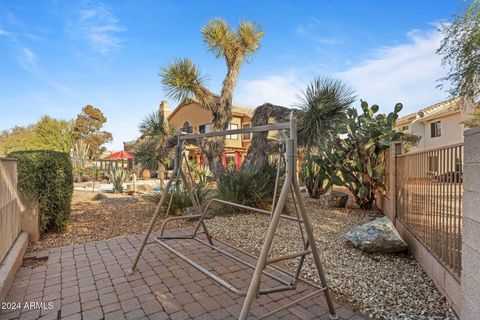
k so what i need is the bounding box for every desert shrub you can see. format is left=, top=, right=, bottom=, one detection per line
left=92, top=193, right=108, bottom=201
left=215, top=164, right=279, bottom=214
left=9, top=150, right=73, bottom=234
left=111, top=168, right=126, bottom=193
left=145, top=181, right=212, bottom=215
left=73, top=166, right=95, bottom=182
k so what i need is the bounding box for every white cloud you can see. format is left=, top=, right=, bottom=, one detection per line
left=236, top=73, right=303, bottom=108
left=67, top=2, right=125, bottom=54
left=233, top=27, right=448, bottom=115
left=19, top=47, right=37, bottom=72
left=336, top=28, right=448, bottom=114
left=0, top=27, right=10, bottom=37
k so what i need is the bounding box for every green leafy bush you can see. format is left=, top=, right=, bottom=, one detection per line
left=9, top=150, right=73, bottom=234
left=145, top=181, right=212, bottom=215
left=73, top=167, right=95, bottom=182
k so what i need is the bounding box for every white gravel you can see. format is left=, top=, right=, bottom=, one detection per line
left=205, top=196, right=458, bottom=320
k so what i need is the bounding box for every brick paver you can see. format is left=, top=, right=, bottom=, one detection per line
left=0, top=231, right=365, bottom=319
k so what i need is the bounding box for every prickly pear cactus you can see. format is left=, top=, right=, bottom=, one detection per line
left=333, top=101, right=403, bottom=209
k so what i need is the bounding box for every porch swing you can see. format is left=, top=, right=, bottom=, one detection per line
left=129, top=112, right=338, bottom=320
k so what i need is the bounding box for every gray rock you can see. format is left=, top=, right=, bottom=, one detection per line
left=330, top=190, right=348, bottom=208
left=345, top=217, right=407, bottom=253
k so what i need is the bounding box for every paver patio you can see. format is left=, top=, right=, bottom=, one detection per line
left=0, top=230, right=364, bottom=320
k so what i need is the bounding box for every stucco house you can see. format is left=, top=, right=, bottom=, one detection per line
left=395, top=98, right=469, bottom=153
left=165, top=100, right=254, bottom=169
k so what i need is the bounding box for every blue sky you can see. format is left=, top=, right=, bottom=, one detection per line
left=0, top=0, right=465, bottom=150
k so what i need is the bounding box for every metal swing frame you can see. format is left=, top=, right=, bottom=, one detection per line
left=129, top=112, right=338, bottom=319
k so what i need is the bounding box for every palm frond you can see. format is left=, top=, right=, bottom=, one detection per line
left=160, top=59, right=207, bottom=101
left=135, top=111, right=175, bottom=171
left=139, top=112, right=169, bottom=136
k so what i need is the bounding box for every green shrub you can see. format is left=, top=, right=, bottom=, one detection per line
left=145, top=181, right=212, bottom=215
left=216, top=165, right=279, bottom=214
left=9, top=150, right=73, bottom=234
left=73, top=167, right=95, bottom=182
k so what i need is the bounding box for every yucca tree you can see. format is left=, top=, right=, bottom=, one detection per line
left=242, top=77, right=355, bottom=182
left=160, top=19, right=264, bottom=179
left=297, top=77, right=356, bottom=151
left=134, top=111, right=174, bottom=185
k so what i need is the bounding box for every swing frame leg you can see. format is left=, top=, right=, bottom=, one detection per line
left=128, top=144, right=181, bottom=275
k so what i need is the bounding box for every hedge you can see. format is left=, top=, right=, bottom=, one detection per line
left=9, top=150, right=74, bottom=234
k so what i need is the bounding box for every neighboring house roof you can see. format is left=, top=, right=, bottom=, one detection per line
left=396, top=98, right=462, bottom=126
left=167, top=99, right=254, bottom=122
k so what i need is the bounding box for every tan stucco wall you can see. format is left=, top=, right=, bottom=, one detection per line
left=168, top=102, right=251, bottom=151
left=461, top=126, right=480, bottom=320
left=398, top=111, right=467, bottom=153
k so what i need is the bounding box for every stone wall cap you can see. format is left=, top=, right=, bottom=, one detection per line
left=464, top=126, right=480, bottom=137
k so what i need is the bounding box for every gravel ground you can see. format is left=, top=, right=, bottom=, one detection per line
left=29, top=191, right=458, bottom=319
left=206, top=196, right=458, bottom=320
left=28, top=191, right=188, bottom=252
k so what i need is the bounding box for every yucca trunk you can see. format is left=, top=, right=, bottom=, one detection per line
left=203, top=57, right=242, bottom=180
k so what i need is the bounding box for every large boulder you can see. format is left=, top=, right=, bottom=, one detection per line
left=345, top=217, right=407, bottom=253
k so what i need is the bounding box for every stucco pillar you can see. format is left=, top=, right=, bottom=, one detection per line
left=461, top=126, right=480, bottom=319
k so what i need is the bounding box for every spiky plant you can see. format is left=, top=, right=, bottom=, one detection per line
left=134, top=111, right=175, bottom=185
left=241, top=77, right=355, bottom=176
left=145, top=181, right=212, bottom=216
left=111, top=168, right=126, bottom=193
left=160, top=19, right=264, bottom=179
left=297, top=77, right=356, bottom=150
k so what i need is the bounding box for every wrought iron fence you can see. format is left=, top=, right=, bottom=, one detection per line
left=396, top=143, right=463, bottom=278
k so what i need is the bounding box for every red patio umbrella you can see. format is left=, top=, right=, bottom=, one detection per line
left=104, top=151, right=135, bottom=159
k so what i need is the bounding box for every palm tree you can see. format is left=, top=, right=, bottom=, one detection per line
left=160, top=19, right=264, bottom=179
left=134, top=111, right=174, bottom=185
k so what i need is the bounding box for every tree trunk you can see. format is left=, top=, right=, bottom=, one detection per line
left=241, top=103, right=292, bottom=173
left=158, top=162, right=165, bottom=186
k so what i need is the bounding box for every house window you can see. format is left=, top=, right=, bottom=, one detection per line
left=182, top=121, right=193, bottom=133
left=226, top=123, right=238, bottom=139
left=199, top=124, right=211, bottom=134
left=431, top=121, right=441, bottom=138
left=243, top=123, right=251, bottom=140
left=429, top=155, right=439, bottom=172
left=401, top=125, right=409, bottom=131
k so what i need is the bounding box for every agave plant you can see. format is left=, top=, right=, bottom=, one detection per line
left=111, top=168, right=126, bottom=193
left=145, top=181, right=212, bottom=215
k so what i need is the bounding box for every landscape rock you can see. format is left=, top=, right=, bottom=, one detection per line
left=330, top=190, right=349, bottom=208
left=345, top=216, right=407, bottom=253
